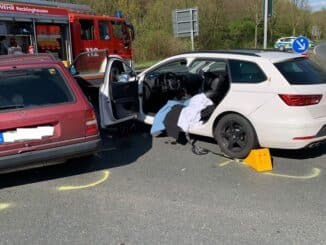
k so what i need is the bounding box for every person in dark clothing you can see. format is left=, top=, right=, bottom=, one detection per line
left=163, top=104, right=188, bottom=145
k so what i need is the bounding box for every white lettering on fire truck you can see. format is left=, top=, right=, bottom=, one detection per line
left=15, top=6, right=48, bottom=14
left=86, top=48, right=99, bottom=56
left=0, top=4, right=15, bottom=11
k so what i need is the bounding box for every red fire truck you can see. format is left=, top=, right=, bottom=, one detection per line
left=0, top=0, right=134, bottom=64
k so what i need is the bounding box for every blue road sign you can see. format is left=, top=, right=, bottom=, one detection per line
left=292, top=36, right=310, bottom=53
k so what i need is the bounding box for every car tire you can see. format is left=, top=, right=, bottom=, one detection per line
left=279, top=46, right=286, bottom=52
left=214, top=113, right=258, bottom=159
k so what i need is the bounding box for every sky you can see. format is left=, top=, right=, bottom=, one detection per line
left=307, top=0, right=326, bottom=11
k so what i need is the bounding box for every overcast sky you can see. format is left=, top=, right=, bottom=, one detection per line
left=308, top=0, right=326, bottom=11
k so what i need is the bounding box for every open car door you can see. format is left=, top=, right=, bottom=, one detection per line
left=70, top=49, right=108, bottom=89
left=99, top=58, right=139, bottom=128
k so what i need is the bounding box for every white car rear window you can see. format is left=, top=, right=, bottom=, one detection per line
left=275, top=58, right=326, bottom=85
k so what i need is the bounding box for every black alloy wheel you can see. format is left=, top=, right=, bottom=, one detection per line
left=214, top=113, right=258, bottom=159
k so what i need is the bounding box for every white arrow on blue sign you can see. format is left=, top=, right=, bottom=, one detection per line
left=292, top=36, right=310, bottom=54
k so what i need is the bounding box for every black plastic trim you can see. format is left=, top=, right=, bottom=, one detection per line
left=316, top=125, right=326, bottom=137
left=0, top=139, right=100, bottom=172
left=177, top=50, right=262, bottom=57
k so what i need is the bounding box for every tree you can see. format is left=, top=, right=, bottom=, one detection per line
left=289, top=0, right=308, bottom=36
left=247, top=0, right=263, bottom=48
left=54, top=0, right=324, bottom=61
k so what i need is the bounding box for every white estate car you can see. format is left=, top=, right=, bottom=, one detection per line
left=73, top=50, right=326, bottom=158
left=274, top=37, right=297, bottom=50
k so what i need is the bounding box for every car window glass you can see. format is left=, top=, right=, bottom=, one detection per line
left=189, top=60, right=211, bottom=73
left=229, top=60, right=267, bottom=83
left=0, top=67, right=74, bottom=111
left=205, top=61, right=227, bottom=73
left=275, top=58, right=326, bottom=85
left=151, top=59, right=188, bottom=74
left=80, top=19, right=94, bottom=40
left=189, top=59, right=227, bottom=74
left=111, top=21, right=123, bottom=39
left=99, top=21, right=110, bottom=40
left=109, top=60, right=133, bottom=82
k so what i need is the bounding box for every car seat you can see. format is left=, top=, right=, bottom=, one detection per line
left=199, top=72, right=230, bottom=123
left=203, top=72, right=230, bottom=105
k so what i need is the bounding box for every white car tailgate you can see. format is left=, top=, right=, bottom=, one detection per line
left=292, top=84, right=326, bottom=119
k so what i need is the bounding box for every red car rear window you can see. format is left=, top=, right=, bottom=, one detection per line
left=0, top=67, right=74, bottom=111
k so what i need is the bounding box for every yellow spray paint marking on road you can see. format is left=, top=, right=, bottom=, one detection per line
left=218, top=160, right=234, bottom=167
left=0, top=203, right=12, bottom=211
left=218, top=158, right=242, bottom=167
left=218, top=159, right=321, bottom=180
left=262, top=168, right=321, bottom=180
left=57, top=170, right=110, bottom=191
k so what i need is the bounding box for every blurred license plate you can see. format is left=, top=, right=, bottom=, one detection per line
left=0, top=126, right=54, bottom=143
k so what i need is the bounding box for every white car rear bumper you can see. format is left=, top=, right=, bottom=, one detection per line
left=254, top=117, right=326, bottom=149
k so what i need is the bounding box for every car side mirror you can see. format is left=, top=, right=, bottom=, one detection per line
left=124, top=39, right=130, bottom=49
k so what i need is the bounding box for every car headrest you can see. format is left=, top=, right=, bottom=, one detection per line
left=210, top=76, right=226, bottom=91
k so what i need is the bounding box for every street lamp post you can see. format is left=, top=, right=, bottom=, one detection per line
left=263, top=0, right=268, bottom=49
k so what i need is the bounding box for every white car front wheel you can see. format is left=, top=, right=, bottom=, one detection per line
left=214, top=114, right=259, bottom=159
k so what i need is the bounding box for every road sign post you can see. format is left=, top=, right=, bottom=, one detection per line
left=263, top=0, right=268, bottom=49
left=263, top=0, right=272, bottom=49
left=190, top=9, right=194, bottom=51
left=172, top=8, right=198, bottom=51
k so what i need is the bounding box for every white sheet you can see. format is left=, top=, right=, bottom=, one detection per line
left=177, top=93, right=213, bottom=132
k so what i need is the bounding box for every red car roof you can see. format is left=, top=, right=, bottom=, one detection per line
left=0, top=54, right=59, bottom=67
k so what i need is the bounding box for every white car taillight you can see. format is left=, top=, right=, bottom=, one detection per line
left=279, top=94, right=322, bottom=106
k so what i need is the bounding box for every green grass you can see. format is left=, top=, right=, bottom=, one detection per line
left=134, top=60, right=159, bottom=70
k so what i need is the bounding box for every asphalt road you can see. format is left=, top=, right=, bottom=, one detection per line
left=0, top=124, right=326, bottom=245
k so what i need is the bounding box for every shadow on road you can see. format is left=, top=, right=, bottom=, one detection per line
left=0, top=122, right=152, bottom=189
left=271, top=143, right=326, bottom=160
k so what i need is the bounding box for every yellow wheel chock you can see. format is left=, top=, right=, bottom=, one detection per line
left=243, top=148, right=273, bottom=172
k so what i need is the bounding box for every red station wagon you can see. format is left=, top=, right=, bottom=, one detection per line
left=0, top=54, right=100, bottom=173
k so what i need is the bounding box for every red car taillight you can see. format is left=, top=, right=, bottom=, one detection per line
left=85, top=109, right=98, bottom=136
left=279, top=94, right=322, bottom=106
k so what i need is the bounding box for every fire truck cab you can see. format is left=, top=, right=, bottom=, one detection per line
left=70, top=13, right=133, bottom=65
left=0, top=0, right=134, bottom=65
